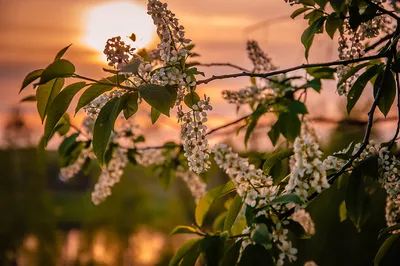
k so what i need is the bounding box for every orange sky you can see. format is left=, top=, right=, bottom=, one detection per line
left=0, top=0, right=395, bottom=149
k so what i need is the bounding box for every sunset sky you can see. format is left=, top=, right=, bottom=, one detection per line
left=0, top=0, right=394, bottom=149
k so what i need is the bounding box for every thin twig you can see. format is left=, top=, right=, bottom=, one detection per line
left=206, top=114, right=251, bottom=136
left=199, top=63, right=250, bottom=72
left=73, top=74, right=137, bottom=91
left=364, top=34, right=394, bottom=53
left=388, top=71, right=400, bottom=150
left=197, top=53, right=388, bottom=85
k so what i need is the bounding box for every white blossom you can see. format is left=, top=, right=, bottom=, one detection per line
left=286, top=135, right=329, bottom=200
left=179, top=95, right=212, bottom=174
left=91, top=148, right=128, bottom=205
left=292, top=209, right=316, bottom=235
left=59, top=148, right=92, bottom=181
left=176, top=166, right=207, bottom=203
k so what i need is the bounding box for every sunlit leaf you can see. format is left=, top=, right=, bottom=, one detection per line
left=43, top=82, right=86, bottom=147
left=36, top=78, right=65, bottom=123
left=93, top=97, right=122, bottom=165
left=75, top=83, right=115, bottom=113
left=20, top=69, right=43, bottom=93
left=39, top=59, right=75, bottom=85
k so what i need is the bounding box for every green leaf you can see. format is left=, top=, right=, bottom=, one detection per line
left=58, top=133, right=79, bottom=157
left=54, top=114, right=70, bottom=136
left=121, top=92, right=138, bottom=119
left=238, top=244, right=274, bottom=266
left=277, top=112, right=301, bottom=142
left=39, top=59, right=75, bottom=85
left=301, top=17, right=326, bottom=59
left=120, top=58, right=141, bottom=74
left=374, top=233, right=400, bottom=266
left=314, top=0, right=327, bottom=8
left=379, top=223, right=400, bottom=239
left=20, top=95, right=37, bottom=102
left=263, top=148, right=294, bottom=175
left=345, top=168, right=371, bottom=231
left=347, top=64, right=384, bottom=114
left=139, top=84, right=174, bottom=116
left=325, top=13, right=342, bottom=39
left=337, top=62, right=371, bottom=88
left=169, top=238, right=203, bottom=266
left=300, top=0, right=315, bottom=6
left=93, top=97, right=122, bottom=165
left=244, top=118, right=257, bottom=147
left=151, top=107, right=161, bottom=124
left=224, top=195, right=243, bottom=231
left=184, top=92, right=201, bottom=108
left=288, top=101, right=308, bottom=114
left=170, top=225, right=198, bottom=236
left=305, top=10, right=324, bottom=25
left=20, top=69, right=43, bottom=93
left=212, top=212, right=227, bottom=232
left=220, top=181, right=237, bottom=197
left=307, top=67, right=336, bottom=79
left=268, top=194, right=304, bottom=206
left=392, top=59, right=400, bottom=73
left=43, top=82, right=86, bottom=147
left=195, top=185, right=224, bottom=227
left=290, top=7, right=312, bottom=19
left=339, top=200, right=347, bottom=222
left=330, top=0, right=346, bottom=13
left=180, top=241, right=202, bottom=266
left=220, top=240, right=242, bottom=266
left=54, top=44, right=72, bottom=61
left=374, top=71, right=396, bottom=117
left=285, top=220, right=311, bottom=239
left=268, top=122, right=280, bottom=146
left=37, top=78, right=65, bottom=123
left=250, top=224, right=271, bottom=246
left=75, top=84, right=115, bottom=113
left=301, top=79, right=321, bottom=92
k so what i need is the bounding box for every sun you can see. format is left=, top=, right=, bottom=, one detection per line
left=83, top=1, right=156, bottom=62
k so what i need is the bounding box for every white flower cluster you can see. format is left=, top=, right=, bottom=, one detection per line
left=273, top=222, right=298, bottom=266
left=213, top=144, right=278, bottom=208
left=147, top=0, right=195, bottom=104
left=385, top=193, right=400, bottom=227
left=59, top=148, right=92, bottom=181
left=336, top=65, right=359, bottom=96
left=103, top=36, right=135, bottom=68
left=136, top=148, right=166, bottom=167
left=247, top=40, right=277, bottom=73
left=286, top=135, right=329, bottom=200
left=338, top=17, right=383, bottom=61
left=83, top=90, right=125, bottom=118
left=176, top=166, right=207, bottom=203
left=326, top=141, right=400, bottom=197
left=292, top=208, right=316, bottom=235
left=179, top=95, right=212, bottom=174
left=91, top=148, right=128, bottom=205
left=222, top=86, right=270, bottom=106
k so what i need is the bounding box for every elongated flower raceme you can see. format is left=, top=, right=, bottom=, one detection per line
left=176, top=166, right=207, bottom=203
left=286, top=135, right=329, bottom=200
left=179, top=95, right=212, bottom=174
left=91, top=147, right=128, bottom=205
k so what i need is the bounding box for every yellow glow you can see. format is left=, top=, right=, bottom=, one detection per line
left=83, top=1, right=155, bottom=62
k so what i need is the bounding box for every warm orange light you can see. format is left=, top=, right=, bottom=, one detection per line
left=83, top=1, right=155, bottom=62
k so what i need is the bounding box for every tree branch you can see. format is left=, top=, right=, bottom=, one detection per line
left=364, top=0, right=400, bottom=21
left=196, top=53, right=388, bottom=85
left=198, top=63, right=250, bottom=72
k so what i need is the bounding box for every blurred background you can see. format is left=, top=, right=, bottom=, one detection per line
left=0, top=0, right=396, bottom=265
